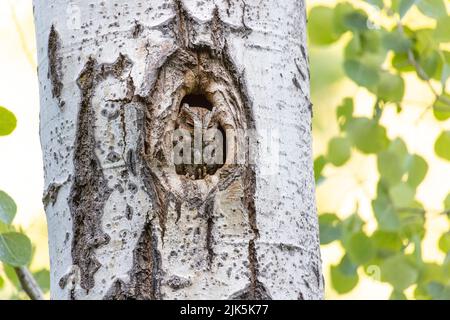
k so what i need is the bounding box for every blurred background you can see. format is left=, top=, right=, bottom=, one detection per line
left=0, top=0, right=449, bottom=299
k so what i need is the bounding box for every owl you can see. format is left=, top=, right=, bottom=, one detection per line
left=173, top=95, right=226, bottom=180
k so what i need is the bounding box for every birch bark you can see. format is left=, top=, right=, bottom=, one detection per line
left=33, top=0, right=323, bottom=300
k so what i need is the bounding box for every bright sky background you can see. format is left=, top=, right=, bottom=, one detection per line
left=0, top=0, right=448, bottom=299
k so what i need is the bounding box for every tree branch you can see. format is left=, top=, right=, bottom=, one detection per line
left=14, top=267, right=45, bottom=300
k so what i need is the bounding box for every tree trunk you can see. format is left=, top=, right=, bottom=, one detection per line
left=33, top=0, right=323, bottom=300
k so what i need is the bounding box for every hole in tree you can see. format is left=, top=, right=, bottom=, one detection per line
left=180, top=94, right=213, bottom=111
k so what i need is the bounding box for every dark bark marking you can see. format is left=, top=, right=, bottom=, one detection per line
left=172, top=0, right=251, bottom=51
left=129, top=220, right=161, bottom=299
left=300, top=45, right=311, bottom=80
left=103, top=279, right=129, bottom=300
left=48, top=25, right=65, bottom=108
left=229, top=280, right=272, bottom=300
left=58, top=267, right=78, bottom=299
left=173, top=0, right=190, bottom=48
left=165, top=275, right=192, bottom=290
left=292, top=76, right=304, bottom=94
left=175, top=199, right=182, bottom=224
left=241, top=0, right=250, bottom=32
left=132, top=20, right=143, bottom=38
left=104, top=219, right=162, bottom=300
left=126, top=204, right=133, bottom=220
left=126, top=149, right=137, bottom=176
left=69, top=54, right=133, bottom=292
left=42, top=182, right=62, bottom=208
left=308, top=101, right=314, bottom=119
left=203, top=197, right=215, bottom=269
left=294, top=58, right=306, bottom=81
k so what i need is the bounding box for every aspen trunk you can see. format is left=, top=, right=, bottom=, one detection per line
left=33, top=0, right=323, bottom=300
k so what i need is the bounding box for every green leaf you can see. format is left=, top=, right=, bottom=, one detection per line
left=0, top=221, right=11, bottom=234
left=434, top=131, right=450, bottom=161
left=389, top=137, right=409, bottom=159
left=392, top=52, right=415, bottom=72
left=341, top=213, right=365, bottom=246
left=418, top=50, right=443, bottom=80
left=330, top=255, right=359, bottom=294
left=378, top=150, right=405, bottom=185
left=372, top=195, right=401, bottom=231
left=441, top=52, right=450, bottom=85
left=435, top=17, right=450, bottom=42
left=0, top=106, right=17, bottom=136
left=381, top=254, right=419, bottom=290
left=421, top=262, right=447, bottom=284
left=414, top=283, right=432, bottom=299
left=382, top=30, right=412, bottom=53
left=378, top=138, right=410, bottom=181
left=333, top=2, right=356, bottom=35
left=347, top=232, right=376, bottom=264
left=0, top=232, right=32, bottom=266
left=444, top=193, right=450, bottom=210
left=372, top=230, right=403, bottom=253
left=314, top=156, right=327, bottom=183
left=2, top=263, right=20, bottom=287
left=347, top=118, right=389, bottom=154
left=439, top=232, right=450, bottom=253
left=326, top=136, right=352, bottom=166
left=415, top=29, right=438, bottom=55
left=377, top=72, right=405, bottom=103
left=398, top=204, right=426, bottom=239
left=427, top=282, right=450, bottom=300
left=390, top=290, right=407, bottom=300
left=344, top=34, right=362, bottom=59
left=33, top=269, right=50, bottom=293
left=342, top=10, right=369, bottom=32
left=0, top=275, right=4, bottom=289
left=344, top=59, right=380, bottom=89
left=336, top=97, right=354, bottom=130
left=433, top=94, right=450, bottom=121
left=389, top=183, right=415, bottom=207
left=345, top=31, right=387, bottom=65
left=365, top=0, right=385, bottom=9
left=319, top=213, right=342, bottom=245
left=0, top=191, right=17, bottom=225
left=405, top=154, right=428, bottom=188
left=308, top=6, right=341, bottom=46
left=397, top=0, right=420, bottom=18
left=417, top=0, right=448, bottom=18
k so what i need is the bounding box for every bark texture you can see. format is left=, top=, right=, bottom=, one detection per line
left=34, top=0, right=323, bottom=300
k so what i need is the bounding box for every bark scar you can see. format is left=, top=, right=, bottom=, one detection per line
left=48, top=25, right=65, bottom=108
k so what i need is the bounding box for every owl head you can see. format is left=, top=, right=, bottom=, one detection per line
left=173, top=94, right=226, bottom=180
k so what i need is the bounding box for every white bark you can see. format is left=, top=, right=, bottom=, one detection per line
left=33, top=0, right=323, bottom=300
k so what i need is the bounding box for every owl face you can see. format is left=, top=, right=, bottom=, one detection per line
left=173, top=98, right=226, bottom=180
